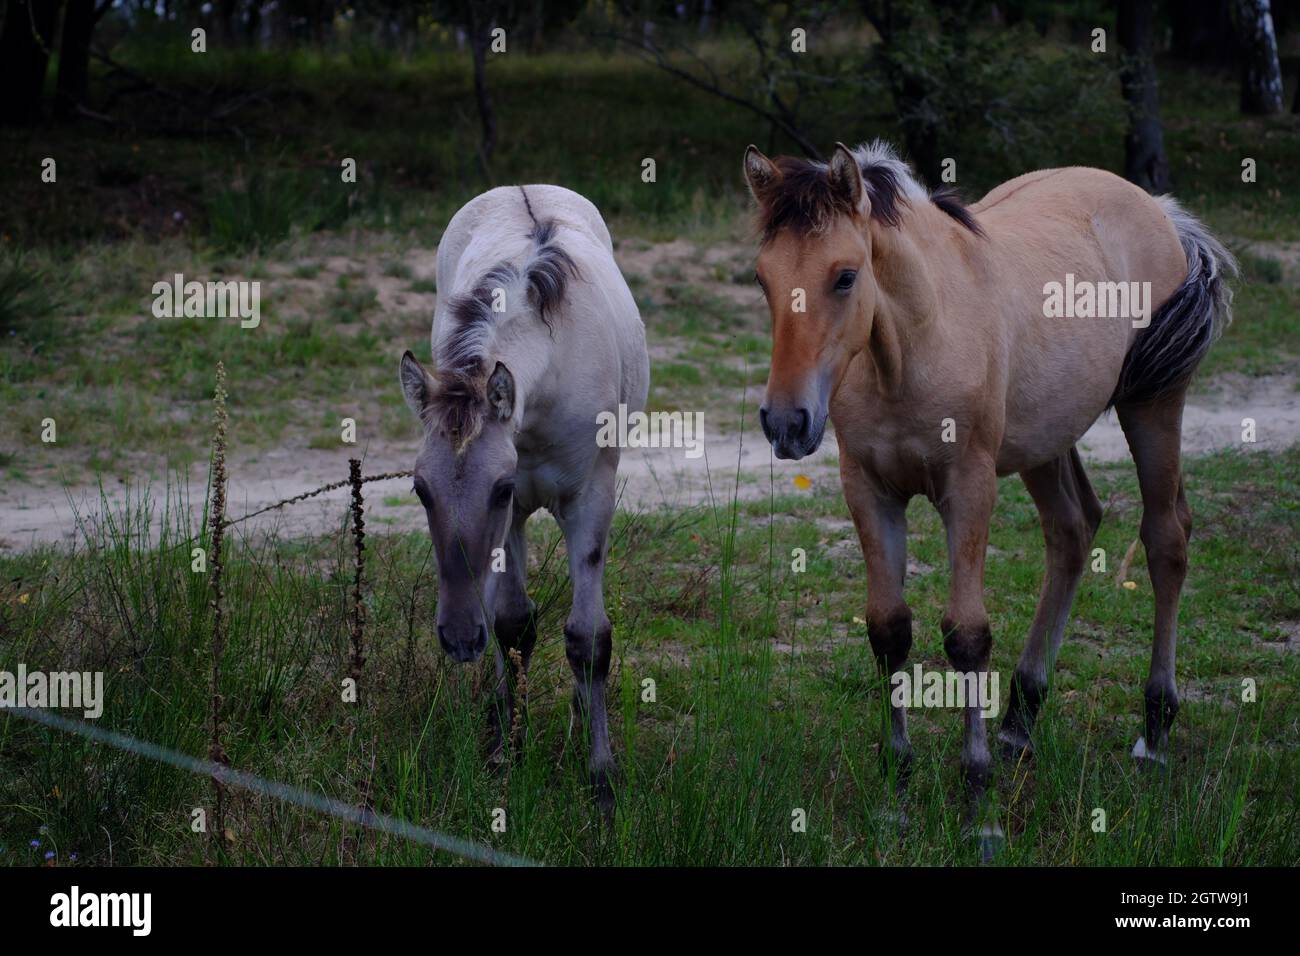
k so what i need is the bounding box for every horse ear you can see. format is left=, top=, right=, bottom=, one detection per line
left=743, top=145, right=780, bottom=203
left=487, top=361, right=515, bottom=422
left=828, top=142, right=870, bottom=217
left=399, top=350, right=434, bottom=418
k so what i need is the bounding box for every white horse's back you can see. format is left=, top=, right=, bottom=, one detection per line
left=431, top=184, right=648, bottom=496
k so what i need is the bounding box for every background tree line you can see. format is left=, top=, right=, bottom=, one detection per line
left=2, top=0, right=1297, bottom=196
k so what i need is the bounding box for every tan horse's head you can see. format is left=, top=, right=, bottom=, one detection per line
left=745, top=142, right=882, bottom=460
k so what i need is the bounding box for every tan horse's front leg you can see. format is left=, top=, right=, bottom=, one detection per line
left=936, top=457, right=1000, bottom=850
left=840, top=454, right=913, bottom=795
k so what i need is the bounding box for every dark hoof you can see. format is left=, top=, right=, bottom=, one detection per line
left=1131, top=736, right=1168, bottom=770
left=591, top=769, right=616, bottom=822
left=997, top=729, right=1034, bottom=764
left=878, top=806, right=910, bottom=839
left=972, top=822, right=1005, bottom=864
left=876, top=743, right=914, bottom=787
left=962, top=760, right=993, bottom=798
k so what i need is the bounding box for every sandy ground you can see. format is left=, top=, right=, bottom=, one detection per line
left=2, top=369, right=1295, bottom=551
left=2, top=234, right=1296, bottom=551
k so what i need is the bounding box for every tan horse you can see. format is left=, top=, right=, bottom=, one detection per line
left=744, top=141, right=1236, bottom=836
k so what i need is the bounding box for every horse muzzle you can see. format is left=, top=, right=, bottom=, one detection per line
left=760, top=404, right=824, bottom=460
left=437, top=616, right=489, bottom=664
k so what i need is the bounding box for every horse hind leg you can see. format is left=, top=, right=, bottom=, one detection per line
left=1000, top=447, right=1102, bottom=759
left=1117, top=390, right=1191, bottom=767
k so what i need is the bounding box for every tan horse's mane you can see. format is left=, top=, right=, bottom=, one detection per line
left=752, top=141, right=985, bottom=243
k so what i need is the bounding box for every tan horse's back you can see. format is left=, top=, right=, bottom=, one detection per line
left=966, top=167, right=1188, bottom=474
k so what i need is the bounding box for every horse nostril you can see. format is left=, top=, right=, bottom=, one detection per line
left=795, top=408, right=811, bottom=437
left=759, top=406, right=770, bottom=436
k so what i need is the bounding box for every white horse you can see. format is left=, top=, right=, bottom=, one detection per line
left=400, top=185, right=648, bottom=810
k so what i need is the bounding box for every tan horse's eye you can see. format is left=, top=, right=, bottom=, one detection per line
left=834, top=270, right=858, bottom=292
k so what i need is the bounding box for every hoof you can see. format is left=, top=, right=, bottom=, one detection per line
left=973, top=822, right=1005, bottom=864
left=591, top=767, right=617, bottom=823
left=876, top=743, right=914, bottom=789
left=1131, top=736, right=1168, bottom=770
left=997, top=729, right=1033, bottom=764
left=877, top=806, right=910, bottom=838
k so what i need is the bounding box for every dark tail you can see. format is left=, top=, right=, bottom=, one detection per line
left=1109, top=196, right=1238, bottom=407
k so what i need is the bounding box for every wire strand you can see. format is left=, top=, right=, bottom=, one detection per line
left=7, top=707, right=538, bottom=868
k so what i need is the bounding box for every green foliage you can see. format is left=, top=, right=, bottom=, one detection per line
left=205, top=168, right=359, bottom=253
left=0, top=446, right=1296, bottom=865
left=0, top=252, right=59, bottom=333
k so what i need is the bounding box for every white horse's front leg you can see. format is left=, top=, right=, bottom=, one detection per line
left=555, top=450, right=619, bottom=817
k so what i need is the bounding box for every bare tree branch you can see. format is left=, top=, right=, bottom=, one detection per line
left=591, top=28, right=823, bottom=159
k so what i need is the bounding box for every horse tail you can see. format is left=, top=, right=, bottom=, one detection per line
left=1109, top=196, right=1238, bottom=407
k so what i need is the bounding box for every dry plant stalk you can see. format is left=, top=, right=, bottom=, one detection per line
left=345, top=459, right=372, bottom=862
left=208, top=361, right=231, bottom=848
left=509, top=648, right=528, bottom=752
left=1115, top=536, right=1142, bottom=587
left=348, top=458, right=367, bottom=682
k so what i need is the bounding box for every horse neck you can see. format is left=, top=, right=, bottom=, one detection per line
left=487, top=310, right=559, bottom=424
left=862, top=216, right=955, bottom=398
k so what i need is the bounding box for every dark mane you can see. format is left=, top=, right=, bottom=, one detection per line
left=754, top=143, right=985, bottom=242
left=524, top=218, right=578, bottom=325
left=930, top=186, right=986, bottom=238
left=442, top=262, right=519, bottom=381
left=429, top=207, right=579, bottom=451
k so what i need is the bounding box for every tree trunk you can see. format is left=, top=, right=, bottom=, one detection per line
left=862, top=0, right=941, bottom=184
left=218, top=0, right=238, bottom=44
left=1118, top=0, right=1171, bottom=194
left=896, top=71, right=940, bottom=184
left=245, top=0, right=261, bottom=46
left=56, top=0, right=95, bottom=119
left=0, top=0, right=60, bottom=126
left=1236, top=0, right=1284, bottom=114
left=468, top=8, right=497, bottom=173
left=1170, top=0, right=1235, bottom=68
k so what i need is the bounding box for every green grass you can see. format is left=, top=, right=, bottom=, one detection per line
left=1, top=444, right=1296, bottom=866
left=1, top=35, right=1297, bottom=867
left=1, top=43, right=1296, bottom=479
left=0, top=251, right=61, bottom=339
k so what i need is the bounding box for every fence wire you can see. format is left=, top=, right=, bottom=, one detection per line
left=14, top=464, right=537, bottom=866
left=9, top=707, right=539, bottom=868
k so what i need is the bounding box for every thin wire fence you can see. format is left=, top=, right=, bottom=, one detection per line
left=221, top=469, right=414, bottom=529
left=9, top=453, right=538, bottom=867
left=10, top=707, right=538, bottom=867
